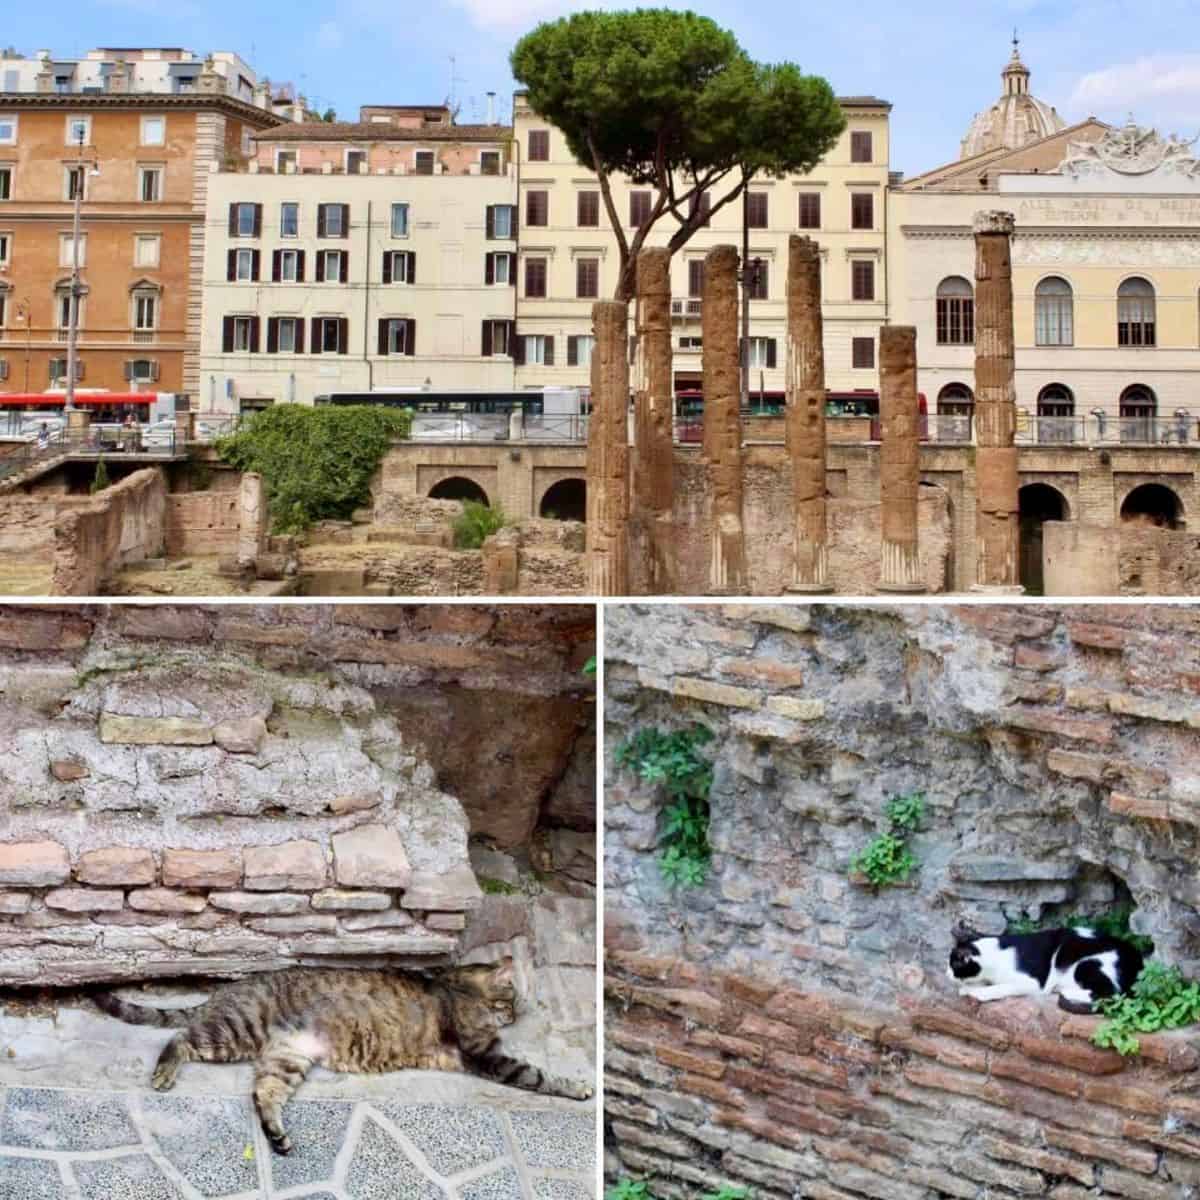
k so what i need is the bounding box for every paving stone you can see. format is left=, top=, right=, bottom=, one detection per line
left=373, top=1102, right=507, bottom=1176
left=141, top=1093, right=261, bottom=1198
left=0, top=1156, right=69, bottom=1200
left=510, top=1109, right=595, bottom=1171
left=0, top=1087, right=138, bottom=1151
left=459, top=1167, right=524, bottom=1200
left=267, top=1100, right=355, bottom=1193
left=344, top=1116, right=447, bottom=1199
left=74, top=1154, right=186, bottom=1200
left=533, top=1180, right=593, bottom=1200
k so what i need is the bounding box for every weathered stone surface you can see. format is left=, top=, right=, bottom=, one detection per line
left=243, top=841, right=326, bottom=891
left=213, top=715, right=267, bottom=754
left=878, top=325, right=924, bottom=593
left=75, top=847, right=156, bottom=886
left=400, top=866, right=483, bottom=912
left=99, top=714, right=214, bottom=745
left=300, top=932, right=457, bottom=956
left=44, top=888, right=124, bottom=913
left=246, top=915, right=338, bottom=934
left=329, top=791, right=383, bottom=815
left=425, top=912, right=467, bottom=931
left=0, top=892, right=32, bottom=915
left=49, top=759, right=89, bottom=782
left=162, top=849, right=243, bottom=889
left=341, top=909, right=415, bottom=931
left=128, top=889, right=207, bottom=914
left=332, top=825, right=412, bottom=888
left=310, top=889, right=392, bottom=912
left=208, top=891, right=311, bottom=915
left=0, top=841, right=70, bottom=886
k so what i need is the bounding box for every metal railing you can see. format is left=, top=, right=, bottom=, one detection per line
left=0, top=426, right=178, bottom=484
left=522, top=414, right=589, bottom=442
left=1015, top=414, right=1200, bottom=447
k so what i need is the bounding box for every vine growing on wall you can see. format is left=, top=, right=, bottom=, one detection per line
left=614, top=725, right=714, bottom=888
left=215, top=404, right=412, bottom=534
left=850, top=792, right=925, bottom=887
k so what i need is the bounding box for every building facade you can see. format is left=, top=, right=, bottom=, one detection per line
left=0, top=59, right=281, bottom=398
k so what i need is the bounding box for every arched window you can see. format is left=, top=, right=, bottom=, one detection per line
left=1117, top=278, right=1156, bottom=346
left=1035, top=277, right=1073, bottom=346
left=936, top=276, right=974, bottom=345
left=1037, top=383, right=1075, bottom=443
left=938, top=382, right=974, bottom=416
left=1119, top=383, right=1157, bottom=443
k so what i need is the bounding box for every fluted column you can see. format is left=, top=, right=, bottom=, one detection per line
left=785, top=234, right=832, bottom=592
left=877, top=325, right=925, bottom=593
left=701, top=245, right=746, bottom=594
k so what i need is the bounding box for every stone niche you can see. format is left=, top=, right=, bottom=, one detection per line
left=0, top=603, right=595, bottom=986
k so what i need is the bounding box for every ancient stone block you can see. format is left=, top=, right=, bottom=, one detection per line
left=878, top=325, right=924, bottom=593
left=765, top=697, right=825, bottom=721
left=300, top=932, right=458, bottom=956
left=44, top=887, right=124, bottom=913
left=310, top=889, right=392, bottom=912
left=49, top=760, right=89, bottom=782
left=671, top=677, right=761, bottom=710
left=341, top=910, right=415, bottom=931
left=0, top=893, right=32, bottom=914
left=329, top=791, right=383, bottom=815
left=400, top=866, right=483, bottom=912
left=0, top=840, right=70, bottom=886
left=332, top=825, right=412, bottom=888
left=425, top=913, right=467, bottom=931
left=246, top=915, right=338, bottom=934
left=128, top=889, right=208, bottom=914
left=76, top=847, right=156, bottom=886
left=162, top=849, right=243, bottom=889
left=0, top=610, right=92, bottom=652
left=208, top=891, right=311, bottom=915
left=213, top=715, right=268, bottom=754
left=99, top=714, right=214, bottom=746
left=243, top=841, right=326, bottom=891
left=117, top=607, right=211, bottom=642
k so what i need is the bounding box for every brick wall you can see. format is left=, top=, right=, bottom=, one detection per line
left=605, top=603, right=1200, bottom=1194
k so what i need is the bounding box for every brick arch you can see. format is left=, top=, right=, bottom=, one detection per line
left=427, top=473, right=491, bottom=506
left=1119, top=481, right=1186, bottom=530
left=537, top=474, right=587, bottom=521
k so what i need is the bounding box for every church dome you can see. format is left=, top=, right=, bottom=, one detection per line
left=960, top=40, right=1065, bottom=159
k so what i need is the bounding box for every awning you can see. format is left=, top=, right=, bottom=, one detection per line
left=0, top=393, right=158, bottom=407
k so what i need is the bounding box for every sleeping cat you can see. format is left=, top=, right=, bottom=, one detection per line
left=93, top=960, right=591, bottom=1155
left=948, top=923, right=1145, bottom=1013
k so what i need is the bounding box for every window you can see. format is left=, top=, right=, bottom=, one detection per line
left=0, top=291, right=5, bottom=326
left=688, top=259, right=705, bottom=298
left=346, top=149, right=367, bottom=175
left=138, top=166, right=163, bottom=202
left=525, top=190, right=548, bottom=227
left=128, top=359, right=157, bottom=383
left=313, top=316, right=347, bottom=354
left=938, top=383, right=974, bottom=420
left=65, top=116, right=91, bottom=146
left=317, top=249, right=344, bottom=284
left=0, top=233, right=9, bottom=266
left=487, top=205, right=515, bottom=239
left=1037, top=384, right=1074, bottom=418
left=318, top=203, right=349, bottom=238
left=230, top=202, right=261, bottom=238
left=1118, top=277, right=1155, bottom=347
left=746, top=337, right=776, bottom=369
left=577, top=191, right=599, bottom=227
left=65, top=165, right=86, bottom=201
left=273, top=317, right=301, bottom=354
left=482, top=319, right=512, bottom=357
left=1120, top=384, right=1156, bottom=419
left=378, top=318, right=415, bottom=356
left=679, top=336, right=703, bottom=350
left=0, top=115, right=16, bottom=146
left=480, top=150, right=501, bottom=176
left=0, top=166, right=11, bottom=201
left=134, top=293, right=157, bottom=332
left=414, top=150, right=435, bottom=175
left=576, top=257, right=599, bottom=299
left=390, top=203, right=409, bottom=238
left=383, top=250, right=415, bottom=284
left=234, top=248, right=257, bottom=281
left=134, top=235, right=160, bottom=267
left=49, top=358, right=83, bottom=383
left=689, top=191, right=711, bottom=227
left=485, top=251, right=514, bottom=285
left=232, top=316, right=255, bottom=352
left=851, top=260, right=875, bottom=301
left=525, top=257, right=547, bottom=298
left=277, top=249, right=300, bottom=282
left=57, top=292, right=73, bottom=333
left=851, top=193, right=874, bottom=230
left=280, top=203, right=299, bottom=237
left=798, top=193, right=820, bottom=229
left=140, top=117, right=165, bottom=147
left=852, top=337, right=875, bottom=369
left=567, top=335, right=595, bottom=367
left=850, top=131, right=873, bottom=163
left=1034, top=276, right=1073, bottom=346
left=747, top=262, right=768, bottom=301
left=936, top=276, right=974, bottom=345
left=59, top=234, right=87, bottom=267
left=523, top=334, right=554, bottom=365
left=528, top=129, right=549, bottom=161
left=747, top=192, right=768, bottom=229
left=629, top=191, right=652, bottom=229
left=55, top=76, right=72, bottom=95
left=276, top=150, right=297, bottom=174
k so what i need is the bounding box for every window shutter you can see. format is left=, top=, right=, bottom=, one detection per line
left=485, top=206, right=495, bottom=240
left=405, top=319, right=416, bottom=356
left=511, top=206, right=518, bottom=237
left=485, top=253, right=494, bottom=285
left=251, top=249, right=260, bottom=282
left=310, top=317, right=320, bottom=353
left=266, top=318, right=278, bottom=354
left=316, top=253, right=325, bottom=283
left=407, top=252, right=415, bottom=285
left=296, top=250, right=305, bottom=282
left=382, top=252, right=392, bottom=284
left=294, top=319, right=305, bottom=354
left=482, top=320, right=493, bottom=357
left=738, top=337, right=745, bottom=366
left=513, top=334, right=525, bottom=366
left=339, top=205, right=350, bottom=237
left=766, top=339, right=777, bottom=370
left=272, top=250, right=281, bottom=283
left=340, top=251, right=349, bottom=286
left=226, top=249, right=236, bottom=282
left=337, top=317, right=348, bottom=354
left=378, top=318, right=389, bottom=356
left=316, top=206, right=326, bottom=238
left=508, top=254, right=516, bottom=287
left=544, top=336, right=555, bottom=367
left=567, top=336, right=577, bottom=367
left=151, top=361, right=160, bottom=382
left=249, top=316, right=260, bottom=353
left=222, top=316, right=234, bottom=353
left=227, top=203, right=238, bottom=236
left=123, top=360, right=133, bottom=381
left=252, top=204, right=263, bottom=237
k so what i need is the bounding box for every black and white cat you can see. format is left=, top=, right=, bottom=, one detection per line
left=948, top=923, right=1145, bottom=1013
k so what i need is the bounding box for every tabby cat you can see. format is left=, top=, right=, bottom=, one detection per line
left=93, top=960, right=592, bottom=1154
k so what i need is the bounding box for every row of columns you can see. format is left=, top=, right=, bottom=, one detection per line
left=584, top=211, right=1020, bottom=597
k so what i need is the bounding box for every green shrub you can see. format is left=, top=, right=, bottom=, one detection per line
left=90, top=456, right=110, bottom=495
left=215, top=404, right=411, bottom=534
left=851, top=791, right=925, bottom=887
left=453, top=500, right=508, bottom=549
left=1093, top=962, right=1200, bottom=1057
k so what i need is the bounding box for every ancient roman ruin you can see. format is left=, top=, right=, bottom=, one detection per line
left=877, top=325, right=925, bottom=592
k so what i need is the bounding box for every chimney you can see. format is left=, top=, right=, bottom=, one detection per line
left=486, top=91, right=495, bottom=125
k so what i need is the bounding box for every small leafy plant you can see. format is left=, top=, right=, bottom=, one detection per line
left=90, top=456, right=110, bottom=494
left=851, top=791, right=925, bottom=887
left=583, top=655, right=596, bottom=678
left=453, top=500, right=508, bottom=549
left=1093, top=962, right=1200, bottom=1057
left=614, top=725, right=714, bottom=888
left=606, top=1181, right=652, bottom=1200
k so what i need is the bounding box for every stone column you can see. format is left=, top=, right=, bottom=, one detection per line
left=701, top=245, right=746, bottom=594
left=584, top=300, right=630, bottom=595
left=972, top=210, right=1023, bottom=593
left=632, top=247, right=675, bottom=593
left=877, top=325, right=925, bottom=593
left=236, top=471, right=268, bottom=570
left=785, top=234, right=832, bottom=592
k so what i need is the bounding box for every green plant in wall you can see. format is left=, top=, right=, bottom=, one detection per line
left=1007, top=904, right=1154, bottom=955
left=583, top=655, right=596, bottom=678
left=452, top=500, right=508, bottom=549
left=614, top=725, right=714, bottom=888
left=1092, top=962, right=1200, bottom=1057
left=606, top=1181, right=653, bottom=1200
left=90, top=456, right=110, bottom=495
left=850, top=791, right=925, bottom=887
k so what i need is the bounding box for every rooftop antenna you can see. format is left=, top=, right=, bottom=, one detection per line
left=447, top=55, right=465, bottom=120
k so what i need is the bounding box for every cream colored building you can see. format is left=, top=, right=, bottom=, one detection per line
left=510, top=91, right=893, bottom=395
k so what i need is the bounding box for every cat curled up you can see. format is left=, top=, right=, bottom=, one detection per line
left=93, top=960, right=591, bottom=1155
left=948, top=922, right=1145, bottom=1013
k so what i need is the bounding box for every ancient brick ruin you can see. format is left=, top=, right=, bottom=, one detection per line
left=605, top=603, right=1200, bottom=1196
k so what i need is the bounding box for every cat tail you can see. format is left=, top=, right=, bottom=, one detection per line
left=93, top=990, right=195, bottom=1027
left=1056, top=994, right=1097, bottom=1015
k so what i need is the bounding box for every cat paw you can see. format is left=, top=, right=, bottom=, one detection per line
left=268, top=1132, right=293, bottom=1156
left=555, top=1079, right=594, bottom=1101
left=151, top=1067, right=178, bottom=1092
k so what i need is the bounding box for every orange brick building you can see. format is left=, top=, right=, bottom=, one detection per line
left=0, top=85, right=279, bottom=400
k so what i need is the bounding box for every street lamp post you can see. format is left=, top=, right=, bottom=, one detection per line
left=64, top=128, right=88, bottom=414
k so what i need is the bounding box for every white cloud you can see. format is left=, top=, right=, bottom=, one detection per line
left=1069, top=54, right=1200, bottom=127
left=316, top=21, right=345, bottom=50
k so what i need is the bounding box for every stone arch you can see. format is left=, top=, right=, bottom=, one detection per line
left=1120, top=483, right=1184, bottom=530
left=1019, top=483, right=1070, bottom=595
left=539, top=477, right=586, bottom=522
left=428, top=475, right=490, bottom=506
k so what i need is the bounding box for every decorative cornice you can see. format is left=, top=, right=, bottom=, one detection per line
left=901, top=224, right=1200, bottom=240
left=0, top=92, right=281, bottom=129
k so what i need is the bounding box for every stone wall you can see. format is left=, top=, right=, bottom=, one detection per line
left=605, top=603, right=1200, bottom=1196
left=51, top=469, right=167, bottom=596
left=0, top=603, right=595, bottom=986
left=165, top=490, right=241, bottom=557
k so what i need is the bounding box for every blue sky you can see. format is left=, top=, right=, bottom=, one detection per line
left=23, top=1, right=1200, bottom=176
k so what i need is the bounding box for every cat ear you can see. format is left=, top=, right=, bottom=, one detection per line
left=952, top=919, right=981, bottom=944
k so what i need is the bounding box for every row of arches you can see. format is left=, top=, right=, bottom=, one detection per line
left=429, top=475, right=587, bottom=522
left=936, top=274, right=1158, bottom=347
left=938, top=381, right=1160, bottom=419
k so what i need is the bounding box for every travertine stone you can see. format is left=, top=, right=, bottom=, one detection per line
left=162, top=849, right=243, bottom=889
left=208, top=891, right=311, bottom=915
left=50, top=760, right=89, bottom=782
left=341, top=909, right=415, bottom=931
left=329, top=791, right=383, bottom=815
left=332, top=825, right=412, bottom=888
left=45, top=887, right=124, bottom=913
left=213, top=714, right=267, bottom=754
left=632, top=247, right=675, bottom=593
left=400, top=865, right=483, bottom=912
left=310, top=889, right=392, bottom=912
left=99, top=714, right=214, bottom=745
left=877, top=325, right=926, bottom=593
left=973, top=210, right=1022, bottom=591
left=585, top=300, right=631, bottom=596
left=785, top=235, right=832, bottom=592
left=0, top=893, right=32, bottom=915
left=128, top=889, right=208, bottom=915
left=76, top=847, right=156, bottom=886
left=246, top=915, right=338, bottom=934
left=236, top=471, right=268, bottom=568
left=300, top=932, right=457, bottom=956
left=243, top=840, right=326, bottom=891
left=0, top=841, right=70, bottom=886
left=701, top=244, right=746, bottom=595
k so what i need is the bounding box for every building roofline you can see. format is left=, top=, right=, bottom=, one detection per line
left=259, top=121, right=513, bottom=143
left=0, top=91, right=282, bottom=128
left=511, top=86, right=891, bottom=110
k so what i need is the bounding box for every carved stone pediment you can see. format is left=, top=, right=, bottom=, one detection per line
left=1062, top=117, right=1200, bottom=179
